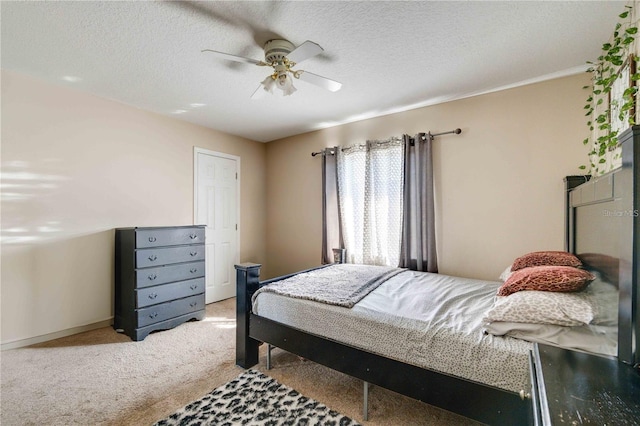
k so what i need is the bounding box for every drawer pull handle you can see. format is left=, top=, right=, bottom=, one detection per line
left=190, top=302, right=198, bottom=308
left=190, top=268, right=198, bottom=273
left=148, top=293, right=158, bottom=299
left=148, top=274, right=157, bottom=281
left=149, top=312, right=158, bottom=319
left=190, top=251, right=198, bottom=256
left=189, top=234, right=198, bottom=240
left=148, top=255, right=157, bottom=261
left=148, top=237, right=157, bottom=243
left=190, top=284, right=198, bottom=290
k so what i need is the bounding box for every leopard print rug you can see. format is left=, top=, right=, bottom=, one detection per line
left=153, top=369, right=360, bottom=425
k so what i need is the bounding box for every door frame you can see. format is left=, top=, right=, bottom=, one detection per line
left=193, top=147, right=241, bottom=300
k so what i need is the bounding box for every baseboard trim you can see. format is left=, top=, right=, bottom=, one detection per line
left=1, top=318, right=113, bottom=351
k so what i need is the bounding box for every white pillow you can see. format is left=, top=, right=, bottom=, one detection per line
left=499, top=265, right=513, bottom=282
left=484, top=322, right=618, bottom=357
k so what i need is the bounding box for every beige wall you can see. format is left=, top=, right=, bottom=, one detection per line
left=1, top=69, right=592, bottom=345
left=264, top=74, right=591, bottom=280
left=1, top=70, right=267, bottom=346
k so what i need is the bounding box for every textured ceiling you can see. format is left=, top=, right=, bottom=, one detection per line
left=1, top=1, right=626, bottom=142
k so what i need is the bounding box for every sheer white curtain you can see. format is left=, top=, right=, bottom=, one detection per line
left=337, top=139, right=404, bottom=266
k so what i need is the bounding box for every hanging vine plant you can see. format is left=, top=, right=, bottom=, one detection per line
left=582, top=5, right=640, bottom=174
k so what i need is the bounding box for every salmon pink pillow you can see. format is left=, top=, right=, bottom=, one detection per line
left=511, top=251, right=582, bottom=272
left=498, top=266, right=595, bottom=296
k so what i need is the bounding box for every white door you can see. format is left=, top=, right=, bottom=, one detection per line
left=194, top=148, right=239, bottom=303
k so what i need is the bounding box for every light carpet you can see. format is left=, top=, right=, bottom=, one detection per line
left=1, top=297, right=480, bottom=425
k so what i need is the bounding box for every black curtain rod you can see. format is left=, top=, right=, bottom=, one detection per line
left=311, top=128, right=462, bottom=157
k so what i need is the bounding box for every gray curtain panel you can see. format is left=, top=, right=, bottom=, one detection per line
left=321, top=147, right=343, bottom=264
left=399, top=133, right=438, bottom=272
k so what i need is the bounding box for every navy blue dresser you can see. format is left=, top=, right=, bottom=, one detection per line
left=114, top=226, right=206, bottom=341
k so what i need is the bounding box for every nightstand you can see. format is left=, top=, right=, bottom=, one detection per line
left=530, top=343, right=640, bottom=425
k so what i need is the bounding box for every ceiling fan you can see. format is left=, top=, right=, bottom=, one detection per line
left=202, top=39, right=342, bottom=98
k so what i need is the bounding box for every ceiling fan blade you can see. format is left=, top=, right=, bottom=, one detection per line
left=296, top=71, right=342, bottom=92
left=286, top=40, right=324, bottom=64
left=250, top=84, right=267, bottom=99
left=201, top=49, right=266, bottom=66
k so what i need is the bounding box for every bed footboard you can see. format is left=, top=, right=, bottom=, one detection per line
left=235, top=263, right=331, bottom=367
left=235, top=263, right=261, bottom=368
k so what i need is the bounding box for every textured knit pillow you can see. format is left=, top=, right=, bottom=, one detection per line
left=497, top=266, right=595, bottom=296
left=511, top=251, right=582, bottom=272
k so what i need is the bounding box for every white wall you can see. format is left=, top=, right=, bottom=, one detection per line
left=1, top=70, right=267, bottom=346
left=264, top=74, right=591, bottom=280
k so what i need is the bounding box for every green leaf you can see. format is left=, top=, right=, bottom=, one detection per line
left=579, top=165, right=587, bottom=170
left=619, top=11, right=629, bottom=19
left=583, top=138, right=589, bottom=145
left=599, top=158, right=607, bottom=164
left=626, top=26, right=638, bottom=35
left=602, top=42, right=612, bottom=51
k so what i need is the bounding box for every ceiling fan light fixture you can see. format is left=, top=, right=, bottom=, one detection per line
left=276, top=72, right=296, bottom=96
left=261, top=75, right=276, bottom=93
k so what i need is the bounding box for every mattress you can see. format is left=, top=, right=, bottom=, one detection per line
left=253, top=269, right=533, bottom=393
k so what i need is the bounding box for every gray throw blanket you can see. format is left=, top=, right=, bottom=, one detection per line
left=253, top=264, right=405, bottom=308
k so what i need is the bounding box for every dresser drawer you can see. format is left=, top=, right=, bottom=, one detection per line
left=136, top=245, right=205, bottom=268
left=136, top=294, right=204, bottom=328
left=136, top=278, right=205, bottom=308
left=136, top=261, right=205, bottom=288
left=136, top=227, right=205, bottom=248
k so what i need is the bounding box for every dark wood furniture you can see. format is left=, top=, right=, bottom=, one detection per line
left=564, top=175, right=590, bottom=252
left=235, top=126, right=640, bottom=425
left=114, top=226, right=206, bottom=341
left=531, top=343, right=640, bottom=425
left=566, top=125, right=640, bottom=367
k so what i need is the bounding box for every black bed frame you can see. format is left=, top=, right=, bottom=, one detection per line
left=566, top=126, right=640, bottom=368
left=235, top=263, right=531, bottom=425
left=235, top=126, right=640, bottom=425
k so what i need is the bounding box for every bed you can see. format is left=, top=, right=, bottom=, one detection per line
left=235, top=126, right=640, bottom=425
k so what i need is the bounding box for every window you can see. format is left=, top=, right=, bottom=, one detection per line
left=337, top=140, right=404, bottom=266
